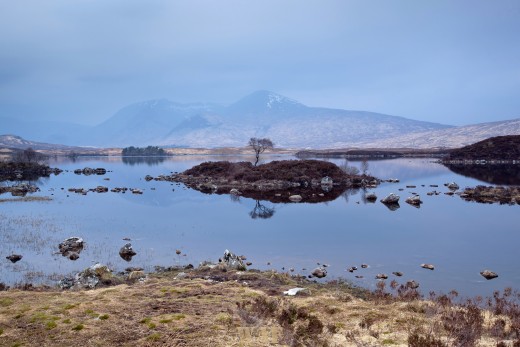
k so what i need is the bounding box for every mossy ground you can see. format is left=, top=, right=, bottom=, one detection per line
left=0, top=268, right=517, bottom=346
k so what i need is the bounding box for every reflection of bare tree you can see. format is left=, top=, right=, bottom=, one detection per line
left=360, top=188, right=367, bottom=204
left=229, top=194, right=241, bottom=203
left=341, top=188, right=359, bottom=204
left=340, top=159, right=360, bottom=175
left=249, top=200, right=275, bottom=219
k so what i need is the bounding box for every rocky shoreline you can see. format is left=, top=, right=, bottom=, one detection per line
left=0, top=161, right=62, bottom=181
left=458, top=185, right=520, bottom=205
left=0, top=250, right=518, bottom=347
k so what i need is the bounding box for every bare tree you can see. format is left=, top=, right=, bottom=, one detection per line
left=340, top=159, right=359, bottom=176
left=361, top=159, right=369, bottom=175
left=248, top=137, right=274, bottom=166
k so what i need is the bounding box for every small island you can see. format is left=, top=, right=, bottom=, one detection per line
left=0, top=148, right=62, bottom=196
left=444, top=135, right=520, bottom=162
left=150, top=159, right=379, bottom=203
left=441, top=135, right=520, bottom=204
left=122, top=146, right=168, bottom=156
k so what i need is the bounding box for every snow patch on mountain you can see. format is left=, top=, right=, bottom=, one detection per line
left=355, top=118, right=520, bottom=148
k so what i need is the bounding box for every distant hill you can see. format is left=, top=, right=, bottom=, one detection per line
left=0, top=134, right=114, bottom=155
left=447, top=135, right=520, bottom=160
left=0, top=134, right=75, bottom=151
left=356, top=119, right=520, bottom=149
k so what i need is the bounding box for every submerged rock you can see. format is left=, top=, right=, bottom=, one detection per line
left=8, top=183, right=39, bottom=197
left=365, top=193, right=377, bottom=202
left=119, top=243, right=137, bottom=262
left=94, top=186, right=108, bottom=193
left=312, top=267, right=327, bottom=278
left=480, top=270, right=498, bottom=280
left=447, top=182, right=459, bottom=190
left=406, top=280, right=420, bottom=289
left=58, top=237, right=84, bottom=259
left=405, top=195, right=422, bottom=207
left=6, top=254, right=22, bottom=263
left=421, top=263, right=435, bottom=270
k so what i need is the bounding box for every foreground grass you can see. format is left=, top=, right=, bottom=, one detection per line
left=0, top=269, right=518, bottom=346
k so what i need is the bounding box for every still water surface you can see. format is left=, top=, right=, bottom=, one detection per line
left=0, top=155, right=518, bottom=298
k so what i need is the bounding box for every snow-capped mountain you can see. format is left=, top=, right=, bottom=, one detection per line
left=158, top=90, right=452, bottom=148
left=2, top=90, right=519, bottom=149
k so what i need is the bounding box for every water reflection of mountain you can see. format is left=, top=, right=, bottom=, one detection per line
left=443, top=163, right=520, bottom=185
left=122, top=157, right=166, bottom=166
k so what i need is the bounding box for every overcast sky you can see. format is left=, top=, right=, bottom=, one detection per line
left=0, top=0, right=519, bottom=126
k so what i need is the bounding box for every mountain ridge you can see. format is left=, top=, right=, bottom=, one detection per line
left=2, top=90, right=519, bottom=149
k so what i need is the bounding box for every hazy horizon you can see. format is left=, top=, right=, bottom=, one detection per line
left=1, top=1, right=519, bottom=127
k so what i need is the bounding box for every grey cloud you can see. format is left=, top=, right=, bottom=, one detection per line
left=0, top=0, right=519, bottom=126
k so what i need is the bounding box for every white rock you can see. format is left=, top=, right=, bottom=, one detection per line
left=283, top=288, right=307, bottom=296
left=289, top=195, right=302, bottom=202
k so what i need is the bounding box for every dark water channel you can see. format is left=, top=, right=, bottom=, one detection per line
left=0, top=155, right=518, bottom=298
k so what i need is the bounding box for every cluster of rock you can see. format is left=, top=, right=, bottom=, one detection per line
left=67, top=186, right=143, bottom=195
left=58, top=237, right=84, bottom=260
left=373, top=181, right=467, bottom=210
left=73, top=167, right=107, bottom=175
left=218, top=249, right=247, bottom=271
left=0, top=183, right=40, bottom=197
left=58, top=263, right=113, bottom=289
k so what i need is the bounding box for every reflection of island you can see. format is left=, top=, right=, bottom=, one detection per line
left=443, top=163, right=520, bottom=185
left=122, top=156, right=166, bottom=166
left=249, top=200, right=275, bottom=219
